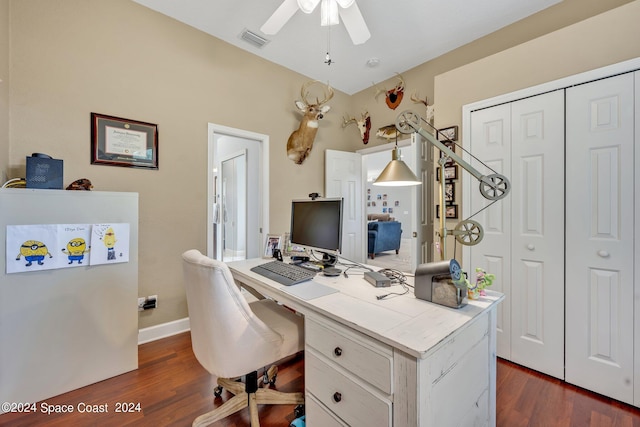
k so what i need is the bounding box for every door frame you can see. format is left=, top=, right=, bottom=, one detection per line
left=207, top=123, right=269, bottom=260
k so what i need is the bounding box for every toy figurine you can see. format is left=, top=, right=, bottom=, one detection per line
left=468, top=267, right=495, bottom=299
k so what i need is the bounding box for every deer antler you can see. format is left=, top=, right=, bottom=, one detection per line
left=374, top=73, right=405, bottom=105
left=301, top=81, right=334, bottom=106
left=411, top=92, right=430, bottom=106
left=342, top=115, right=357, bottom=128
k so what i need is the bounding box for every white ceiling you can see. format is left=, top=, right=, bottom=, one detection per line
left=132, top=0, right=561, bottom=95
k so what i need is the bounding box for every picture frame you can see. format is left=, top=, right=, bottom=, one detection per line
left=444, top=182, right=455, bottom=203
left=437, top=125, right=458, bottom=142
left=91, top=113, right=158, bottom=169
left=263, top=234, right=282, bottom=258
left=439, top=142, right=456, bottom=166
left=436, top=165, right=458, bottom=181
left=436, top=204, right=458, bottom=219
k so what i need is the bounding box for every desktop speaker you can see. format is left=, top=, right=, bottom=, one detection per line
left=26, top=153, right=63, bottom=189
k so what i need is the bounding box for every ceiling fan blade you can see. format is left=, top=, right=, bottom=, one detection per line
left=261, top=0, right=300, bottom=35
left=338, top=2, right=370, bottom=45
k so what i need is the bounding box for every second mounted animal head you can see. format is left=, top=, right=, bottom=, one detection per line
left=286, top=81, right=334, bottom=165
left=342, top=111, right=371, bottom=144
left=374, top=73, right=405, bottom=110
left=411, top=92, right=435, bottom=123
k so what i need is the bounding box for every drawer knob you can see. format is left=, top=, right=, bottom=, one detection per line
left=598, top=250, right=610, bottom=258
left=332, top=392, right=342, bottom=403
left=333, top=347, right=343, bottom=357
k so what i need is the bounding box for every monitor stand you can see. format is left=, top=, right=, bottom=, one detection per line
left=319, top=252, right=338, bottom=267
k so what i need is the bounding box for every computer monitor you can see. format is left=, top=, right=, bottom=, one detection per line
left=289, top=197, right=343, bottom=265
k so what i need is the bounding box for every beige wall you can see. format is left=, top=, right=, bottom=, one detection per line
left=7, top=0, right=359, bottom=328
left=0, top=0, right=8, bottom=182
left=434, top=0, right=640, bottom=260
left=5, top=0, right=635, bottom=329
left=349, top=0, right=635, bottom=149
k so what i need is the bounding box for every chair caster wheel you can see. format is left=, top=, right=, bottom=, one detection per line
left=294, top=404, right=305, bottom=418
left=213, top=386, right=223, bottom=397
left=263, top=365, right=278, bottom=385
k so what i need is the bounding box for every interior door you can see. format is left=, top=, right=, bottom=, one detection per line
left=325, top=149, right=363, bottom=262
left=410, top=131, right=432, bottom=267
left=566, top=72, right=635, bottom=404
left=220, top=150, right=247, bottom=262
left=509, top=91, right=564, bottom=379
left=467, top=103, right=512, bottom=359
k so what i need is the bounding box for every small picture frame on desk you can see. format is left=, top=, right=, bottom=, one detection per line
left=263, top=234, right=282, bottom=258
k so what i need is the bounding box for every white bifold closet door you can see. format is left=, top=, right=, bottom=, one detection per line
left=468, top=90, right=565, bottom=379
left=565, top=72, right=636, bottom=405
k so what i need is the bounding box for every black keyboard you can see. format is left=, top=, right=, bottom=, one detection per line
left=250, top=260, right=316, bottom=286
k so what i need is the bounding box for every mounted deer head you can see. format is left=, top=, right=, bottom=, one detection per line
left=287, top=81, right=334, bottom=164
left=342, top=111, right=371, bottom=144
left=374, top=73, right=405, bottom=110
left=411, top=92, right=435, bottom=123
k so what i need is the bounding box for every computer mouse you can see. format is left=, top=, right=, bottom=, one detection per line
left=323, top=267, right=342, bottom=277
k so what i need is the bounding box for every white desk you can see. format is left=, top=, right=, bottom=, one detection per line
left=228, top=258, right=504, bottom=427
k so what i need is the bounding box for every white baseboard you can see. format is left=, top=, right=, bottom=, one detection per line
left=138, top=317, right=190, bottom=345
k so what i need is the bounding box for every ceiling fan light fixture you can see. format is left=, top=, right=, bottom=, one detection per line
left=321, top=0, right=339, bottom=26
left=297, top=0, right=320, bottom=13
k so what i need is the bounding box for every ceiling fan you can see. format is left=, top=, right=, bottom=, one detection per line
left=261, top=0, right=371, bottom=45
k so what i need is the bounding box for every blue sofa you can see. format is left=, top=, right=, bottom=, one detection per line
left=368, top=221, right=402, bottom=259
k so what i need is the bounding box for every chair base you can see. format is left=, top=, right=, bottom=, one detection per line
left=194, top=374, right=304, bottom=427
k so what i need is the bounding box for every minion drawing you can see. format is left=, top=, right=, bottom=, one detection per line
left=61, top=237, right=90, bottom=264
left=16, top=240, right=53, bottom=266
left=103, top=227, right=117, bottom=260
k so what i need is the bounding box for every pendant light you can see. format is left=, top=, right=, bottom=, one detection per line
left=373, top=134, right=421, bottom=186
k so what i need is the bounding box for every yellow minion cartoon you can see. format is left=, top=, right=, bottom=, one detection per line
left=61, top=237, right=90, bottom=264
left=103, top=227, right=117, bottom=260
left=16, top=240, right=53, bottom=267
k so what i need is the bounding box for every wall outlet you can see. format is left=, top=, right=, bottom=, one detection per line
left=139, top=295, right=158, bottom=311
left=146, top=295, right=158, bottom=309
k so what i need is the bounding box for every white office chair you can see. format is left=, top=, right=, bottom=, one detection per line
left=181, top=249, right=305, bottom=427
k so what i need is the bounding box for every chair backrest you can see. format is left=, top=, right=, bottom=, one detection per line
left=181, top=249, right=283, bottom=378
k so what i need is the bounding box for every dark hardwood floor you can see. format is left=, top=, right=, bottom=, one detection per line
left=1, top=331, right=639, bottom=426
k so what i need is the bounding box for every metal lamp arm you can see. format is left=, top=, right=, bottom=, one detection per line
left=395, top=110, right=510, bottom=201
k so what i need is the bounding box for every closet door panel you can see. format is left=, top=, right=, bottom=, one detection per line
left=635, top=70, right=640, bottom=409
left=566, top=73, right=634, bottom=405
left=469, top=104, right=512, bottom=359
left=509, top=91, right=565, bottom=379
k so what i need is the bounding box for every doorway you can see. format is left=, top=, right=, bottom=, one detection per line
left=220, top=150, right=247, bottom=261
left=359, top=138, right=424, bottom=273
left=207, top=124, right=269, bottom=261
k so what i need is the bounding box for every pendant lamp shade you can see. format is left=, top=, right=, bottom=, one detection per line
left=373, top=148, right=421, bottom=186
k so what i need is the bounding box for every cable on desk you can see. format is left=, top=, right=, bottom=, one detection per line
left=333, top=255, right=374, bottom=278
left=376, top=268, right=410, bottom=300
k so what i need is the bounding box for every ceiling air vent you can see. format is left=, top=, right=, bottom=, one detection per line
left=240, top=29, right=270, bottom=48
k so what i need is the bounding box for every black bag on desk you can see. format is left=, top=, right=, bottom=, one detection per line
left=26, top=153, right=63, bottom=189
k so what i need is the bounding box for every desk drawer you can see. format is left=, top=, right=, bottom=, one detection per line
left=306, top=317, right=392, bottom=394
left=306, top=350, right=391, bottom=427
left=305, top=394, right=348, bottom=427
